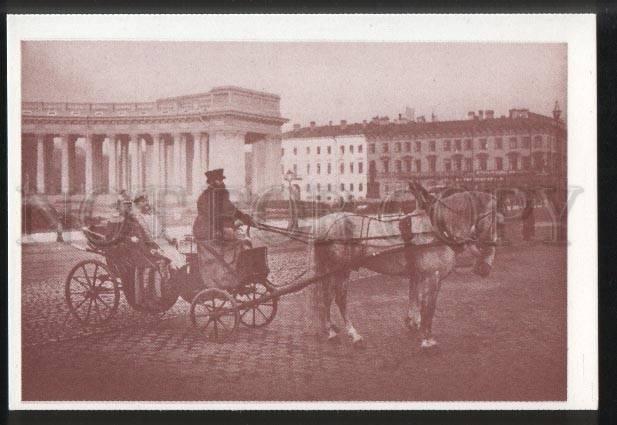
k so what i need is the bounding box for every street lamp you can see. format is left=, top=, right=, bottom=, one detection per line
left=284, top=169, right=301, bottom=231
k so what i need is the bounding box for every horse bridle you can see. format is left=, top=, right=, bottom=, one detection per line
left=428, top=192, right=497, bottom=247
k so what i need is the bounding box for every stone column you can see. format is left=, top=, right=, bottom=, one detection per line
left=84, top=134, right=94, bottom=194
left=92, top=137, right=104, bottom=192
left=154, top=134, right=164, bottom=188
left=209, top=131, right=246, bottom=191
left=251, top=135, right=282, bottom=195
left=107, top=135, right=118, bottom=192
left=171, top=133, right=182, bottom=187
left=36, top=134, right=46, bottom=194
left=191, top=132, right=203, bottom=195
left=60, top=134, right=73, bottom=194
left=179, top=134, right=187, bottom=188
left=129, top=134, right=141, bottom=192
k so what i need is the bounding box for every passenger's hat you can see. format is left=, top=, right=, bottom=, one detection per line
left=205, top=168, right=226, bottom=182
left=133, top=194, right=148, bottom=203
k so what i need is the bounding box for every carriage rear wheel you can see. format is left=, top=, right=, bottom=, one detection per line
left=190, top=288, right=239, bottom=342
left=65, top=259, right=120, bottom=326
left=235, top=279, right=278, bottom=328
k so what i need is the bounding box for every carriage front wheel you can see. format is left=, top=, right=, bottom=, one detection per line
left=235, top=279, right=278, bottom=328
left=65, top=259, right=120, bottom=326
left=190, top=288, right=239, bottom=342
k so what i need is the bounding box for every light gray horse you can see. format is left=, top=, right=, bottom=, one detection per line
left=311, top=183, right=498, bottom=349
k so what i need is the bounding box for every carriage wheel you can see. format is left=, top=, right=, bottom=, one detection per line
left=190, top=288, right=239, bottom=342
left=65, top=259, right=120, bottom=326
left=235, top=279, right=278, bottom=328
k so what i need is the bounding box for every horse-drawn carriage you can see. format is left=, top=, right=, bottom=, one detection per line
left=65, top=184, right=498, bottom=347
left=65, top=217, right=279, bottom=342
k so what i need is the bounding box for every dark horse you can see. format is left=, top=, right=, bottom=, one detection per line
left=311, top=182, right=498, bottom=349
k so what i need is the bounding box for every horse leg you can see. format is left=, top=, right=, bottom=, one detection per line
left=419, top=271, right=441, bottom=349
left=334, top=276, right=365, bottom=349
left=406, top=273, right=421, bottom=331
left=322, top=278, right=340, bottom=343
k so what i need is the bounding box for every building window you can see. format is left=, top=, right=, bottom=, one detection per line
left=444, top=159, right=452, bottom=172
left=429, top=140, right=436, bottom=152
left=534, top=135, right=543, bottom=148
left=350, top=183, right=354, bottom=191
left=358, top=145, right=363, bottom=153
left=281, top=148, right=285, bottom=156
left=509, top=137, right=518, bottom=149
left=522, top=156, right=531, bottom=170
left=359, top=183, right=363, bottom=192
left=281, top=165, right=284, bottom=175
left=350, top=145, right=354, bottom=153
left=317, top=146, right=321, bottom=155
left=350, top=163, right=354, bottom=173
left=479, top=156, right=488, bottom=171
left=454, top=139, right=462, bottom=151
left=327, top=146, right=332, bottom=154
left=453, top=157, right=462, bottom=171
left=340, top=145, right=345, bottom=154
left=327, top=183, right=332, bottom=191
left=317, top=163, right=321, bottom=174
left=415, top=141, right=421, bottom=152
left=464, top=158, right=472, bottom=171
left=495, top=137, right=503, bottom=149
left=340, top=163, right=345, bottom=174
left=306, top=183, right=311, bottom=192
left=306, top=164, right=310, bottom=174
left=306, top=147, right=310, bottom=154
left=428, top=157, right=436, bottom=172
left=415, top=159, right=422, bottom=173
left=405, top=159, right=412, bottom=172
left=327, top=163, right=331, bottom=174
left=317, top=183, right=321, bottom=192
left=479, top=139, right=488, bottom=150
left=383, top=159, right=390, bottom=173
left=369, top=143, right=375, bottom=154
left=396, top=160, right=402, bottom=173
left=464, top=139, right=472, bottom=150
left=395, top=142, right=401, bottom=153
left=495, top=157, right=503, bottom=170
left=443, top=140, right=451, bottom=151
left=358, top=162, right=363, bottom=174
left=293, top=147, right=297, bottom=155
left=383, top=143, right=389, bottom=153
left=293, top=164, right=297, bottom=174
left=369, top=160, right=376, bottom=174
left=340, top=183, right=345, bottom=191
left=522, top=137, right=531, bottom=149
left=508, top=155, right=518, bottom=170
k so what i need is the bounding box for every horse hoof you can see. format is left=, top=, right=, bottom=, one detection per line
left=420, top=338, right=438, bottom=351
left=353, top=338, right=366, bottom=350
left=473, top=262, right=491, bottom=278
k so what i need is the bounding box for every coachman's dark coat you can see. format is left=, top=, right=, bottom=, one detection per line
left=192, top=186, right=252, bottom=240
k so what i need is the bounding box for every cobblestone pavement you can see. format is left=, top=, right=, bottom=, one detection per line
left=20, top=223, right=566, bottom=402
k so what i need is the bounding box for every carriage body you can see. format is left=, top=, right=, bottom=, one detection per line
left=65, top=219, right=278, bottom=340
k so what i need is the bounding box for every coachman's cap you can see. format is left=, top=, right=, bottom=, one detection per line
left=205, top=168, right=226, bottom=181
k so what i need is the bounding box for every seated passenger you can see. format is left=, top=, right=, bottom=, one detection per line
left=130, top=195, right=185, bottom=271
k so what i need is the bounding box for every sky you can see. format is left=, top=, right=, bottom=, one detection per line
left=22, top=41, right=567, bottom=129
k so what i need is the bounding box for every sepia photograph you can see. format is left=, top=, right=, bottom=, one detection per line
left=7, top=14, right=597, bottom=409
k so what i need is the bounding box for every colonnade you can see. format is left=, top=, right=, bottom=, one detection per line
left=22, top=129, right=283, bottom=198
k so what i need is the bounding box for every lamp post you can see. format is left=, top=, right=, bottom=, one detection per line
left=284, top=169, right=301, bottom=231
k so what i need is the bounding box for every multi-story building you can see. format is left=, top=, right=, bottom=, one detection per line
left=283, top=104, right=566, bottom=200
left=281, top=120, right=368, bottom=201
